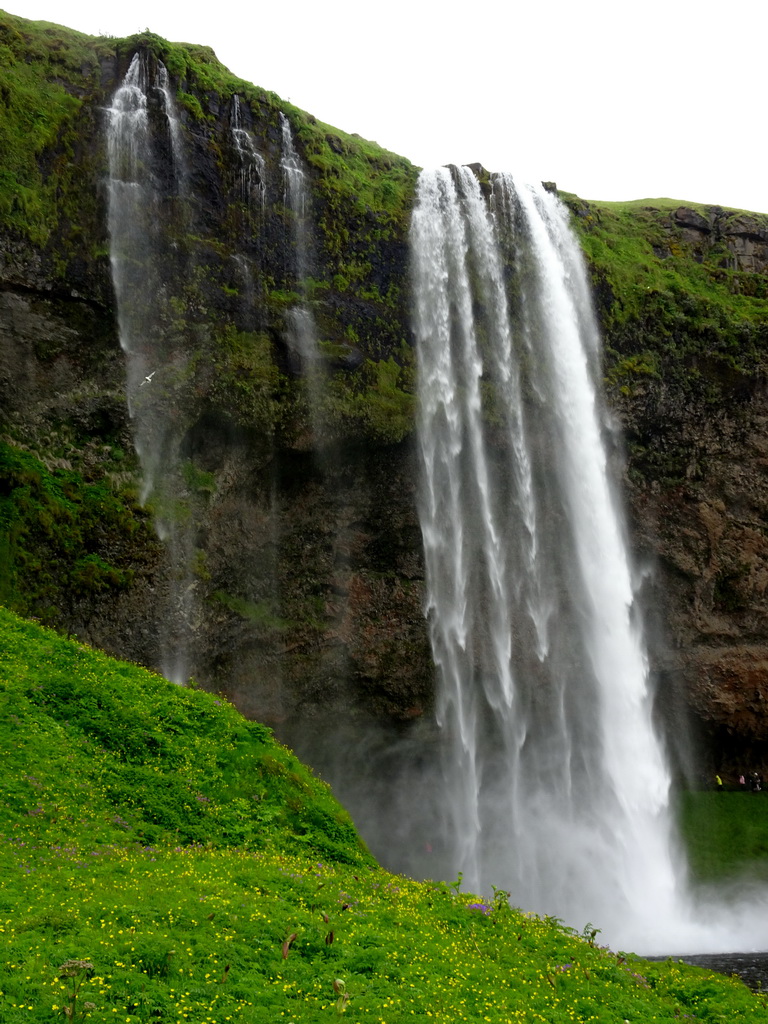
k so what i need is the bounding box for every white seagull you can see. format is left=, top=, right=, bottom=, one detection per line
left=139, top=370, right=156, bottom=386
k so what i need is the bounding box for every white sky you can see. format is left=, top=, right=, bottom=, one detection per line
left=5, top=0, right=768, bottom=213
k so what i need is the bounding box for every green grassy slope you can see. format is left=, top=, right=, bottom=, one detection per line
left=2, top=606, right=767, bottom=1022
left=0, top=606, right=368, bottom=861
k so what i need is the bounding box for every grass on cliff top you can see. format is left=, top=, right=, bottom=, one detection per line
left=564, top=193, right=768, bottom=411
left=0, top=8, right=416, bottom=247
left=566, top=194, right=768, bottom=327
left=119, top=28, right=418, bottom=219
left=0, top=10, right=115, bottom=243
left=2, top=606, right=768, bottom=1023
left=124, top=27, right=419, bottom=286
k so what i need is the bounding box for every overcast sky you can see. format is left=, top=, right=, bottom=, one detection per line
left=6, top=0, right=768, bottom=213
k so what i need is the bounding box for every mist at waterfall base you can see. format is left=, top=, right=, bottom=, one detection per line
left=104, top=59, right=768, bottom=957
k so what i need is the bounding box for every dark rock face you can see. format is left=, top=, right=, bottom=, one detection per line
left=671, top=206, right=768, bottom=272
left=182, top=436, right=432, bottom=729
left=673, top=207, right=712, bottom=234
left=0, top=283, right=169, bottom=665
left=620, top=379, right=768, bottom=772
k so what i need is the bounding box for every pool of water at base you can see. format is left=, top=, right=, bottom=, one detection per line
left=647, top=953, right=768, bottom=992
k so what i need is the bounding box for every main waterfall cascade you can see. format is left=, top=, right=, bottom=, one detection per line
left=410, top=166, right=768, bottom=952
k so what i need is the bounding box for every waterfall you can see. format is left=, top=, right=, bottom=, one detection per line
left=280, top=112, right=309, bottom=234
left=231, top=94, right=266, bottom=209
left=106, top=50, right=186, bottom=500
left=229, top=96, right=266, bottom=333
left=155, top=61, right=187, bottom=192
left=107, top=51, right=194, bottom=684
left=279, top=113, right=323, bottom=435
left=410, top=166, right=768, bottom=953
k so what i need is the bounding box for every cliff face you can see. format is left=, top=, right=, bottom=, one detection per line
left=2, top=12, right=768, bottom=773
left=570, top=198, right=768, bottom=768
left=0, top=11, right=432, bottom=741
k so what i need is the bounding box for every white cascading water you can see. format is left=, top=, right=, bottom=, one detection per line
left=280, top=112, right=308, bottom=230
left=231, top=94, right=266, bottom=209
left=411, top=166, right=768, bottom=953
left=230, top=96, right=266, bottom=332
left=106, top=48, right=158, bottom=474
left=106, top=50, right=185, bottom=502
left=279, top=113, right=323, bottom=430
left=107, top=52, right=193, bottom=684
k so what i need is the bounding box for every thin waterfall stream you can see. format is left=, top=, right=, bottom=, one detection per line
left=106, top=51, right=196, bottom=684
left=411, top=166, right=768, bottom=953
left=231, top=94, right=266, bottom=208
left=279, top=113, right=321, bottom=387
left=106, top=49, right=188, bottom=499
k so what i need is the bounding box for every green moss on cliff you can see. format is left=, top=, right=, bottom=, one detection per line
left=567, top=195, right=768, bottom=484
left=211, top=590, right=292, bottom=631
left=324, top=354, right=416, bottom=445
left=0, top=441, right=158, bottom=625
left=0, top=11, right=418, bottom=451
left=207, top=326, right=285, bottom=431
left=568, top=196, right=768, bottom=377
left=286, top=105, right=418, bottom=261
left=0, top=12, right=112, bottom=246
left=111, top=27, right=417, bottom=439
left=10, top=10, right=768, bottom=520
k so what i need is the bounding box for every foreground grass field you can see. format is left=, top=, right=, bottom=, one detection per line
left=2, top=606, right=767, bottom=1022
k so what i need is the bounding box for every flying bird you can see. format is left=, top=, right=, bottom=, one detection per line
left=139, top=371, right=156, bottom=386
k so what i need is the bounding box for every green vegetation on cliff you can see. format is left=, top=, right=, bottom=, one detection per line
left=0, top=11, right=133, bottom=285
left=2, top=606, right=767, bottom=1023
left=569, top=197, right=768, bottom=391
left=0, top=8, right=418, bottom=450
left=572, top=199, right=767, bottom=317
left=3, top=7, right=768, bottom=475
left=0, top=8, right=422, bottom=653
left=567, top=195, right=768, bottom=484
left=0, top=441, right=157, bottom=627
left=0, top=12, right=109, bottom=245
